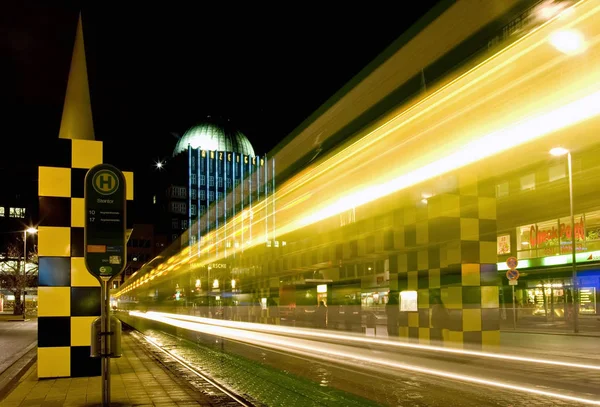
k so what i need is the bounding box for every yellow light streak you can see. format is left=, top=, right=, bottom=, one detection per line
left=116, top=0, right=600, bottom=296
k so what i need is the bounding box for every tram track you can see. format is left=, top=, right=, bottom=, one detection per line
left=128, top=327, right=255, bottom=407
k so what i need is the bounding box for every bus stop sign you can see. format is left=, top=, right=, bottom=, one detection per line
left=84, top=164, right=127, bottom=280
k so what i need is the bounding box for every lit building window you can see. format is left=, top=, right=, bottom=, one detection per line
left=181, top=220, right=188, bottom=230
left=170, top=202, right=186, bottom=214
left=549, top=164, right=566, bottom=182
left=191, top=204, right=197, bottom=216
left=520, top=174, right=536, bottom=191
left=191, top=174, right=197, bottom=184
left=191, top=189, right=197, bottom=199
left=200, top=175, right=206, bottom=186
left=152, top=195, right=156, bottom=204
left=9, top=208, right=25, bottom=218
left=0, top=207, right=4, bottom=217
left=200, top=190, right=206, bottom=200
left=171, top=187, right=186, bottom=198
left=209, top=177, right=215, bottom=187
left=496, top=182, right=509, bottom=198
left=218, top=177, right=223, bottom=187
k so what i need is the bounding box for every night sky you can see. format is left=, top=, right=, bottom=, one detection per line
left=1, top=1, right=438, bottom=222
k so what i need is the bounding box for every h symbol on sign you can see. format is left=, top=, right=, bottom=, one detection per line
left=99, top=175, right=114, bottom=190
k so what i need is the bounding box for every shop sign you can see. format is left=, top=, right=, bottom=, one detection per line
left=210, top=263, right=227, bottom=269
left=580, top=287, right=597, bottom=314
left=524, top=217, right=586, bottom=256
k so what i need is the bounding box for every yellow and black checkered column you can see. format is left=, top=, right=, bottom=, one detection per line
left=397, top=175, right=499, bottom=349
left=37, top=139, right=134, bottom=378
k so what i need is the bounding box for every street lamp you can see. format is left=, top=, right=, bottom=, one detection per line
left=23, top=227, right=37, bottom=320
left=549, top=29, right=587, bottom=56
left=549, top=147, right=578, bottom=333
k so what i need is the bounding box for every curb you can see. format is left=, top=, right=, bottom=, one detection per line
left=502, top=330, right=600, bottom=338
left=0, top=342, right=37, bottom=402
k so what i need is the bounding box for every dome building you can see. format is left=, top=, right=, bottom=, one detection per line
left=173, top=122, right=255, bottom=157
left=159, top=119, right=275, bottom=253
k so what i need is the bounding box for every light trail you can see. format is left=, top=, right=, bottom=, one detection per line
left=116, top=0, right=600, bottom=298
left=130, top=311, right=600, bottom=406
left=146, top=311, right=600, bottom=371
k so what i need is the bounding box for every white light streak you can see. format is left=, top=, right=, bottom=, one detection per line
left=129, top=311, right=600, bottom=406
left=146, top=311, right=600, bottom=371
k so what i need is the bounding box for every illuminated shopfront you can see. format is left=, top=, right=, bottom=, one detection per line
left=520, top=280, right=597, bottom=317
left=513, top=210, right=600, bottom=260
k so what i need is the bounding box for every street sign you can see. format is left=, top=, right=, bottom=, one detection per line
left=506, top=256, right=518, bottom=270
left=509, top=280, right=518, bottom=285
left=84, top=164, right=127, bottom=280
left=506, top=269, right=520, bottom=281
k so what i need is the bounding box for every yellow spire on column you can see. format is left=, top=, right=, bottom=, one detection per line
left=59, top=14, right=94, bottom=140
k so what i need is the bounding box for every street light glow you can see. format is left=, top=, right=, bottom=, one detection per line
left=25, top=228, right=37, bottom=234
left=549, top=29, right=587, bottom=55
left=550, top=147, right=569, bottom=156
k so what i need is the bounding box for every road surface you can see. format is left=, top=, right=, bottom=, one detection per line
left=0, top=319, right=37, bottom=375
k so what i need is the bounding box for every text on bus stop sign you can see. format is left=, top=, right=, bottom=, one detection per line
left=84, top=164, right=127, bottom=280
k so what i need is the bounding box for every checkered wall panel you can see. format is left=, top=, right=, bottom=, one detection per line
left=37, top=139, right=133, bottom=378
left=396, top=177, right=500, bottom=349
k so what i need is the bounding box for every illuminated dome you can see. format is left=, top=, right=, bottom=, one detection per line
left=173, top=120, right=255, bottom=157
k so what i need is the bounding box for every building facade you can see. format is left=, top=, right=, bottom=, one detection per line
left=158, top=120, right=275, bottom=254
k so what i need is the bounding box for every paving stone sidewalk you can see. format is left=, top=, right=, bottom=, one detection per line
left=0, top=332, right=227, bottom=407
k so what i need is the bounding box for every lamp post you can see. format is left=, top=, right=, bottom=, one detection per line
left=549, top=147, right=578, bottom=333
left=22, top=227, right=37, bottom=320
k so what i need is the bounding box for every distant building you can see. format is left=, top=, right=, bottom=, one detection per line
left=155, top=118, right=275, bottom=252
left=114, top=224, right=167, bottom=286
left=0, top=190, right=36, bottom=255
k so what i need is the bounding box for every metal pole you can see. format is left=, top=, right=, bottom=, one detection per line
left=512, top=284, right=516, bottom=330
left=101, top=278, right=111, bottom=406
left=23, top=231, right=26, bottom=320
left=568, top=153, right=579, bottom=333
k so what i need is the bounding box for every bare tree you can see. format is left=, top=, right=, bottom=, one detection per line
left=0, top=238, right=38, bottom=315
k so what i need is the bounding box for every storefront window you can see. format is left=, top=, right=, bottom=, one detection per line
left=585, top=212, right=600, bottom=252
left=559, top=215, right=585, bottom=254
left=517, top=224, right=535, bottom=259
left=513, top=210, right=600, bottom=260
left=525, top=282, right=566, bottom=318
left=536, top=219, right=560, bottom=257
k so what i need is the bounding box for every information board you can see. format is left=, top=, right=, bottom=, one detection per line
left=84, top=164, right=127, bottom=280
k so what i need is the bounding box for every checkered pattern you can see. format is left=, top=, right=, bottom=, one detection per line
left=395, top=175, right=500, bottom=349
left=37, top=139, right=134, bottom=378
